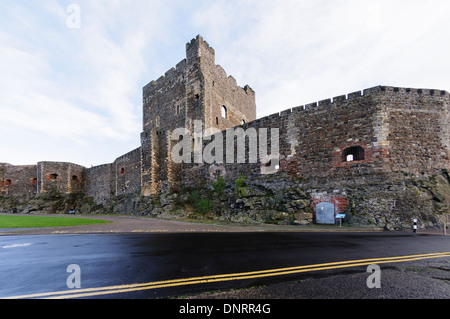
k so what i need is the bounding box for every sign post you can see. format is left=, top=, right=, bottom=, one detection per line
left=336, top=214, right=346, bottom=227
left=443, top=214, right=449, bottom=236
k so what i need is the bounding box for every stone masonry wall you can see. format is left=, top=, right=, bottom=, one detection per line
left=381, top=87, right=450, bottom=175
left=172, top=85, right=450, bottom=228
left=114, top=147, right=142, bottom=196
left=84, top=163, right=114, bottom=204
left=0, top=163, right=37, bottom=198
left=179, top=86, right=390, bottom=187
left=37, top=162, right=85, bottom=194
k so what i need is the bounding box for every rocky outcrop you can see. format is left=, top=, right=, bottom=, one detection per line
left=1, top=172, right=448, bottom=231
left=344, top=171, right=450, bottom=230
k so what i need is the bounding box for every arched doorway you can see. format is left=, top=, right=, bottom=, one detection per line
left=316, top=202, right=335, bottom=224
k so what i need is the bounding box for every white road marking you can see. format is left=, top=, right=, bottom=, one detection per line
left=2, top=243, right=33, bottom=249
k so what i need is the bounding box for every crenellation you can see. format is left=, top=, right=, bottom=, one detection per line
left=291, top=105, right=305, bottom=114
left=243, top=85, right=255, bottom=95
left=362, top=86, right=383, bottom=96
left=227, top=75, right=237, bottom=87
left=115, top=147, right=141, bottom=161
left=186, top=34, right=216, bottom=63
left=279, top=109, right=292, bottom=117
left=333, top=95, right=347, bottom=103
left=165, top=67, right=176, bottom=78
left=88, top=163, right=112, bottom=171
left=176, top=59, right=186, bottom=70
left=347, top=91, right=363, bottom=99
left=318, top=99, right=332, bottom=107
left=305, top=102, right=318, bottom=110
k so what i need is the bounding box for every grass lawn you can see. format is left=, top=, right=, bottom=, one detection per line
left=0, top=214, right=110, bottom=228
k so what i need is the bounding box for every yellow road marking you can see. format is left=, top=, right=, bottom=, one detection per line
left=4, top=252, right=449, bottom=299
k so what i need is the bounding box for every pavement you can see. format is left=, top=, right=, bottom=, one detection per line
left=0, top=213, right=446, bottom=236
left=0, top=213, right=371, bottom=235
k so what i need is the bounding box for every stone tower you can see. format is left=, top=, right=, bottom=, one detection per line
left=140, top=35, right=256, bottom=195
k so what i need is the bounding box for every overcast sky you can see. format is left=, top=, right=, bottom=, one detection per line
left=1, top=0, right=450, bottom=167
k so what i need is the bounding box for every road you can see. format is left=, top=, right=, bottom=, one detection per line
left=1, top=231, right=449, bottom=301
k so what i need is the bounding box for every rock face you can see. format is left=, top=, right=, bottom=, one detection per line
left=2, top=171, right=448, bottom=231
left=342, top=170, right=450, bottom=230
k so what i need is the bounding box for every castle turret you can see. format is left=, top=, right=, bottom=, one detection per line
left=186, top=35, right=216, bottom=65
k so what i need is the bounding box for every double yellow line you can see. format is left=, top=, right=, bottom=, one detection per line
left=4, top=252, right=449, bottom=299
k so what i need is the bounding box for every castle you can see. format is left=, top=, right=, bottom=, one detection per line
left=2, top=35, right=450, bottom=229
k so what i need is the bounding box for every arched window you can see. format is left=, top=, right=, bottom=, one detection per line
left=342, top=146, right=365, bottom=162
left=50, top=173, right=59, bottom=180
left=30, top=177, right=37, bottom=185
left=72, top=175, right=79, bottom=182
left=119, top=167, right=125, bottom=175
left=4, top=179, right=12, bottom=186
left=221, top=105, right=227, bottom=119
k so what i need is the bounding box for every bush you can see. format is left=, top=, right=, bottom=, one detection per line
left=189, top=190, right=200, bottom=206
left=235, top=174, right=246, bottom=198
left=212, top=175, right=226, bottom=194
left=195, top=198, right=212, bottom=215
left=189, top=190, right=212, bottom=215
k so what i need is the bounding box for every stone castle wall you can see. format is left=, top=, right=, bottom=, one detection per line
left=177, top=85, right=449, bottom=186
left=0, top=163, right=37, bottom=198
left=36, top=162, right=85, bottom=195
left=114, top=147, right=142, bottom=196
left=84, top=163, right=114, bottom=204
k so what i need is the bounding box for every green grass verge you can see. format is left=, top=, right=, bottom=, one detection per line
left=0, top=215, right=110, bottom=228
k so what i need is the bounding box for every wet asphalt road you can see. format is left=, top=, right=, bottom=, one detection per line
left=0, top=232, right=449, bottom=299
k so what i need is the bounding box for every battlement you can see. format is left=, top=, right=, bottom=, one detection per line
left=211, top=64, right=255, bottom=96
left=380, top=86, right=449, bottom=97
left=114, top=147, right=141, bottom=162
left=143, top=60, right=187, bottom=99
left=252, top=85, right=450, bottom=125
left=186, top=34, right=215, bottom=62
left=142, top=35, right=218, bottom=99
left=87, top=163, right=112, bottom=171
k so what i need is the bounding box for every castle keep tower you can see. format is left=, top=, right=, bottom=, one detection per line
left=140, top=35, right=256, bottom=195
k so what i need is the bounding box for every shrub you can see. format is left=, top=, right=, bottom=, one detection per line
left=189, top=190, right=212, bottom=215
left=195, top=198, right=212, bottom=215
left=189, top=190, right=200, bottom=206
left=212, top=175, right=226, bottom=194
left=235, top=174, right=246, bottom=198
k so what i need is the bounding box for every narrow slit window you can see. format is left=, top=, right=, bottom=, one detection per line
left=221, top=105, right=227, bottom=119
